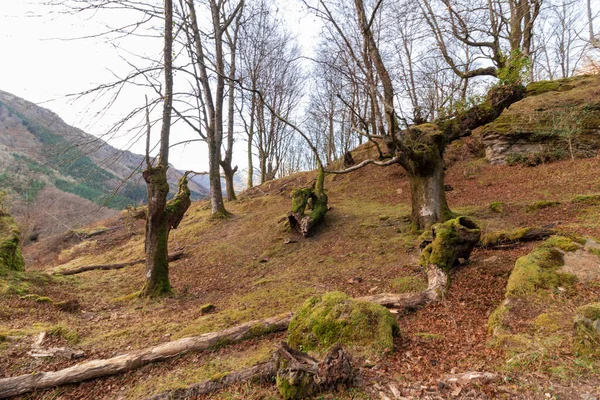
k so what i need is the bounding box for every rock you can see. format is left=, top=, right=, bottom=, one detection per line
left=444, top=184, right=454, bottom=191
left=481, top=75, right=600, bottom=165
left=287, top=291, right=399, bottom=358
left=559, top=241, right=600, bottom=282
left=200, top=304, right=216, bottom=314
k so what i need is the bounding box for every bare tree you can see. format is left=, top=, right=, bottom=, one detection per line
left=177, top=0, right=244, bottom=216
left=141, top=0, right=191, bottom=297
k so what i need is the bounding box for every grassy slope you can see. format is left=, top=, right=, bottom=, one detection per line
left=2, top=148, right=600, bottom=398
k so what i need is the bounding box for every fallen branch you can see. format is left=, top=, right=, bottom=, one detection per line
left=358, top=264, right=448, bottom=310
left=53, top=251, right=185, bottom=276
left=481, top=227, right=556, bottom=248
left=0, top=313, right=292, bottom=398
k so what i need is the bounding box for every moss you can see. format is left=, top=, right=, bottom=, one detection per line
left=287, top=291, right=399, bottom=357
left=535, top=312, right=569, bottom=333
left=577, top=303, right=600, bottom=320
left=276, top=373, right=315, bottom=400
left=414, top=332, right=442, bottom=341
left=20, top=294, right=53, bottom=303
left=526, top=80, right=561, bottom=96
left=48, top=325, right=80, bottom=344
left=489, top=201, right=504, bottom=213
left=525, top=200, right=560, bottom=212
left=505, top=245, right=566, bottom=296
left=481, top=227, right=530, bottom=246
left=572, top=194, right=600, bottom=205
left=573, top=319, right=600, bottom=357
left=545, top=236, right=581, bottom=252
left=488, top=304, right=509, bottom=334
left=419, top=217, right=480, bottom=270
left=589, top=248, right=600, bottom=257
left=391, top=275, right=427, bottom=293
left=0, top=213, right=25, bottom=273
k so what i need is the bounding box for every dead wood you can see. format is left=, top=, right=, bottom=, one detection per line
left=358, top=264, right=448, bottom=310
left=481, top=227, right=556, bottom=248
left=275, top=341, right=357, bottom=398
left=146, top=361, right=278, bottom=400
left=53, top=251, right=184, bottom=276
left=0, top=313, right=292, bottom=398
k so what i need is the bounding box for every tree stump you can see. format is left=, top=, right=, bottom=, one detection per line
left=275, top=342, right=356, bottom=400
left=287, top=188, right=328, bottom=238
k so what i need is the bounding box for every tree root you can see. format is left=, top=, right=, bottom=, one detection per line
left=53, top=251, right=184, bottom=276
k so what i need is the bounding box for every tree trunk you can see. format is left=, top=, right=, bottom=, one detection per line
left=408, top=164, right=450, bottom=230
left=142, top=167, right=171, bottom=297
left=222, top=164, right=238, bottom=202
left=208, top=140, right=227, bottom=216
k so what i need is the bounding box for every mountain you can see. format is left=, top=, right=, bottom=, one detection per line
left=0, top=89, right=208, bottom=238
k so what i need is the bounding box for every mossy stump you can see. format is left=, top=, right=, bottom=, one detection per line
left=419, top=217, right=481, bottom=271
left=275, top=342, right=356, bottom=400
left=287, top=291, right=399, bottom=358
left=288, top=187, right=328, bottom=238
left=0, top=211, right=25, bottom=273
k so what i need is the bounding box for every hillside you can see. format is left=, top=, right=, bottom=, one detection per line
left=0, top=89, right=208, bottom=239
left=1, top=136, right=599, bottom=398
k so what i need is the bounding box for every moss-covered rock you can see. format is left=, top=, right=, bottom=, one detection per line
left=0, top=212, right=25, bottom=273
left=287, top=291, right=399, bottom=358
left=481, top=75, right=600, bottom=164
left=573, top=303, right=600, bottom=357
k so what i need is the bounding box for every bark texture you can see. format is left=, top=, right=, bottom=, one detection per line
left=287, top=168, right=328, bottom=237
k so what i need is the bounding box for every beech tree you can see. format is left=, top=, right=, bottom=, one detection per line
left=141, top=0, right=192, bottom=297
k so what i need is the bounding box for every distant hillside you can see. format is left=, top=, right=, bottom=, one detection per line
left=0, top=89, right=209, bottom=238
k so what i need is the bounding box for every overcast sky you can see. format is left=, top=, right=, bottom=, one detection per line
left=0, top=1, right=320, bottom=174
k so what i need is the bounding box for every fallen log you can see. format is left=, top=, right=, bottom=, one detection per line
left=480, top=227, right=556, bottom=248
left=147, top=361, right=278, bottom=400
left=53, top=251, right=184, bottom=276
left=0, top=313, right=292, bottom=398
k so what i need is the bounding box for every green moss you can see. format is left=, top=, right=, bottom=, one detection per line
left=19, top=294, right=53, bottom=303
left=414, top=332, right=442, bottom=341
left=391, top=275, right=427, bottom=293
left=577, top=303, right=600, bottom=320
left=505, top=245, right=566, bottom=296
left=488, top=304, right=509, bottom=334
left=419, top=217, right=480, bottom=270
left=276, top=373, right=315, bottom=400
left=526, top=80, right=561, bottom=96
left=572, top=194, right=600, bottom=205
left=526, top=200, right=560, bottom=212
left=0, top=213, right=25, bottom=273
left=573, top=319, right=600, bottom=357
left=481, top=227, right=530, bottom=246
left=545, top=236, right=581, bottom=252
left=489, top=201, right=504, bottom=213
left=287, top=291, right=399, bottom=357
left=48, top=325, right=80, bottom=344
left=535, top=312, right=569, bottom=333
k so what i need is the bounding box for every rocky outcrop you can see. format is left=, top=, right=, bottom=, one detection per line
left=481, top=75, right=600, bottom=165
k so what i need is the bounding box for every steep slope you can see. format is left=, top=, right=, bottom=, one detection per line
left=0, top=89, right=209, bottom=238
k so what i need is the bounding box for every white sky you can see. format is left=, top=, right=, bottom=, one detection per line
left=0, top=0, right=321, bottom=173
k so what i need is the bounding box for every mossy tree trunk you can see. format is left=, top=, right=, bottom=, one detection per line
left=0, top=212, right=25, bottom=273
left=142, top=166, right=171, bottom=297
left=140, top=0, right=177, bottom=298
left=401, top=129, right=451, bottom=230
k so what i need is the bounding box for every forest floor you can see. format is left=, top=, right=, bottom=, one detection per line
left=2, top=146, right=600, bottom=399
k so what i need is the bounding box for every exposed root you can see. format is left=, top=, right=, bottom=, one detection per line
left=53, top=251, right=184, bottom=276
